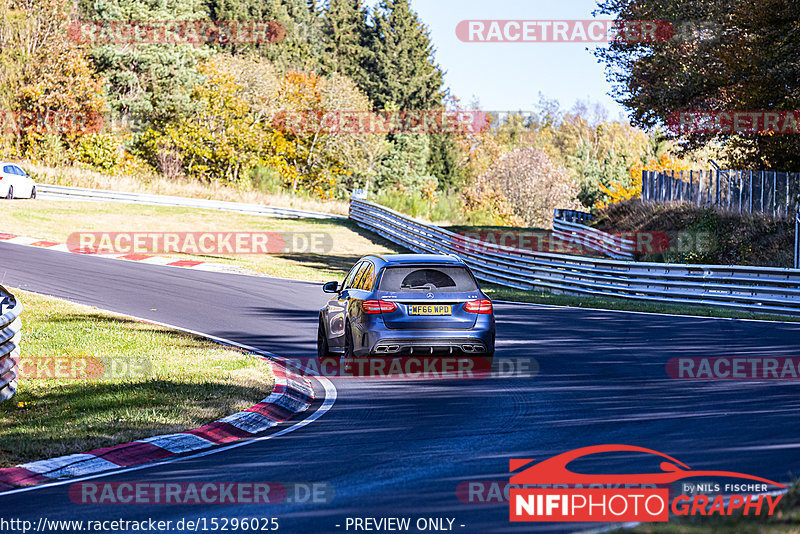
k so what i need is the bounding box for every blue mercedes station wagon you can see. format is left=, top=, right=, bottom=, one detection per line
left=317, top=254, right=495, bottom=370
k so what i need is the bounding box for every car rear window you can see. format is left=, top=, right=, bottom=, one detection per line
left=378, top=266, right=478, bottom=292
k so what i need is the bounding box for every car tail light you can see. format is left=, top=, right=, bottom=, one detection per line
left=362, top=299, right=398, bottom=314
left=464, top=299, right=493, bottom=314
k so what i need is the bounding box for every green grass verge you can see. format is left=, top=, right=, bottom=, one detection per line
left=2, top=200, right=403, bottom=282
left=0, top=289, right=274, bottom=468
left=615, top=483, right=800, bottom=533
left=481, top=284, right=800, bottom=323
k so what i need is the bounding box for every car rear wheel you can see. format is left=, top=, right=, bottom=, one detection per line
left=317, top=318, right=340, bottom=377
left=29, top=186, right=36, bottom=199
left=317, top=320, right=332, bottom=359
left=5, top=186, right=12, bottom=200
left=340, top=323, right=355, bottom=375
left=343, top=324, right=354, bottom=358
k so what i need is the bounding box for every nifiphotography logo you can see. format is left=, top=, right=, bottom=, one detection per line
left=508, top=445, right=785, bottom=523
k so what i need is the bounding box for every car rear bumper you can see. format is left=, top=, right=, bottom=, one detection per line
left=371, top=337, right=491, bottom=356
left=363, top=325, right=495, bottom=357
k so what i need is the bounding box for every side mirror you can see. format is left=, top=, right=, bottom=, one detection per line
left=322, top=281, right=340, bottom=293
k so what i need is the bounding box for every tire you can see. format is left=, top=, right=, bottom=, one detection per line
left=317, top=319, right=339, bottom=376
left=317, top=319, right=332, bottom=359
left=340, top=323, right=355, bottom=375
left=29, top=187, right=36, bottom=199
left=5, top=186, right=12, bottom=200
left=343, top=324, right=355, bottom=359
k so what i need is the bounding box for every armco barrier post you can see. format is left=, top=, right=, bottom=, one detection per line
left=795, top=211, right=799, bottom=270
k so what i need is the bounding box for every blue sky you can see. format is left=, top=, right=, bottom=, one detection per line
left=406, top=0, right=629, bottom=120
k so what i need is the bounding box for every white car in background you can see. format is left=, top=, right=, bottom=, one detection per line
left=0, top=163, right=36, bottom=199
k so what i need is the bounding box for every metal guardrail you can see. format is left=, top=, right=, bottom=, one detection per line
left=0, top=286, right=21, bottom=402
left=37, top=184, right=345, bottom=220
left=795, top=212, right=800, bottom=270
left=350, top=198, right=800, bottom=316
left=553, top=209, right=592, bottom=224
left=552, top=213, right=635, bottom=261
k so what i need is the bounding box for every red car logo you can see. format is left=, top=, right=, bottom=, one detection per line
left=510, top=444, right=785, bottom=488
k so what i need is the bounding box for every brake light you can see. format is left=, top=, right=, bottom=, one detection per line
left=464, top=299, right=493, bottom=314
left=362, top=299, right=398, bottom=314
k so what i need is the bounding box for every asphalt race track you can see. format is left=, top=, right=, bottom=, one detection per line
left=2, top=241, right=800, bottom=533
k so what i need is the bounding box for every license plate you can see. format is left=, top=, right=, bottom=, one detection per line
left=409, top=304, right=452, bottom=316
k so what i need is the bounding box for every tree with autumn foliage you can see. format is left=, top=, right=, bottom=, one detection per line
left=273, top=69, right=384, bottom=197
left=1, top=0, right=108, bottom=165
left=595, top=0, right=800, bottom=170
left=464, top=147, right=582, bottom=228
left=135, top=55, right=384, bottom=195
left=456, top=97, right=658, bottom=220
left=180, top=56, right=385, bottom=195
left=597, top=153, right=691, bottom=208
left=14, top=38, right=107, bottom=148
left=135, top=57, right=297, bottom=184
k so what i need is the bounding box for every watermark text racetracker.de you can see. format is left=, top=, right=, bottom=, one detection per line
left=668, top=111, right=800, bottom=135
left=69, top=481, right=333, bottom=505
left=17, top=355, right=152, bottom=381
left=452, top=229, right=714, bottom=256
left=66, top=231, right=333, bottom=255
left=455, top=19, right=674, bottom=43
left=456, top=18, right=728, bottom=44
left=272, top=109, right=489, bottom=135
left=667, top=357, right=800, bottom=380
left=288, top=356, right=538, bottom=380
left=67, top=20, right=286, bottom=45
left=0, top=110, right=103, bottom=135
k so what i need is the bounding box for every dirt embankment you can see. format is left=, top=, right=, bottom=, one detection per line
left=592, top=200, right=795, bottom=267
